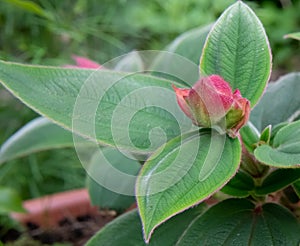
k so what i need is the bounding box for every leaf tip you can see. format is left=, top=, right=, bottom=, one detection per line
left=141, top=220, right=154, bottom=244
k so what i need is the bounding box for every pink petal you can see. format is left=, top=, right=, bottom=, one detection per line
left=229, top=96, right=250, bottom=137
left=172, top=85, right=194, bottom=120
left=72, top=55, right=101, bottom=69
left=193, top=76, right=233, bottom=120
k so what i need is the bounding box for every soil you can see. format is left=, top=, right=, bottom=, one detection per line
left=2, top=210, right=116, bottom=246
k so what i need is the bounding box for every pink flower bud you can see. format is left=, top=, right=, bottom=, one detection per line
left=72, top=55, right=101, bottom=69
left=64, top=55, right=101, bottom=69
left=173, top=75, right=250, bottom=138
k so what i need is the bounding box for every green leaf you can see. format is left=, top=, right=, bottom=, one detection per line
left=254, top=120, right=300, bottom=167
left=113, top=51, right=144, bottom=72
left=221, top=170, right=254, bottom=197
left=0, top=60, right=192, bottom=153
left=166, top=24, right=212, bottom=66
left=136, top=130, right=241, bottom=242
left=0, top=117, right=76, bottom=164
left=150, top=25, right=211, bottom=86
left=86, top=210, right=143, bottom=246
left=240, top=122, right=260, bottom=153
left=87, top=199, right=300, bottom=246
left=272, top=120, right=300, bottom=152
left=200, top=1, right=272, bottom=107
left=284, top=32, right=300, bottom=41
left=173, top=199, right=300, bottom=246
left=255, top=169, right=300, bottom=195
left=4, top=0, right=51, bottom=19
left=86, top=148, right=141, bottom=212
left=270, top=122, right=289, bottom=145
left=292, top=180, right=300, bottom=198
left=0, top=187, right=25, bottom=213
left=254, top=145, right=300, bottom=168
left=251, top=73, right=300, bottom=131
left=87, top=204, right=206, bottom=246
left=260, top=125, right=272, bottom=144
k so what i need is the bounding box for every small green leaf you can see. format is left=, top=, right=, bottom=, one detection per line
left=260, top=125, right=272, bottom=144
left=255, top=169, right=300, bottom=195
left=0, top=187, right=25, bottom=213
left=87, top=199, right=300, bottom=246
left=254, top=145, right=300, bottom=168
left=251, top=73, right=300, bottom=131
left=270, top=122, right=289, bottom=145
left=0, top=117, right=76, bottom=164
left=254, top=120, right=300, bottom=167
left=272, top=120, right=300, bottom=152
left=86, top=148, right=141, bottom=212
left=136, top=130, right=241, bottom=242
left=221, top=170, right=254, bottom=197
left=200, top=1, right=272, bottom=107
left=240, top=122, right=260, bottom=153
left=0, top=61, right=192, bottom=153
left=284, top=32, right=300, bottom=41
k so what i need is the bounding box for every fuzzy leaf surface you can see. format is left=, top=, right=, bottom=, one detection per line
left=136, top=130, right=241, bottom=242
left=200, top=1, right=271, bottom=107
left=251, top=73, right=300, bottom=131
left=0, top=61, right=192, bottom=153
left=254, top=120, right=300, bottom=167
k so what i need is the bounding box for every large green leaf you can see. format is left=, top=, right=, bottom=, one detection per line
left=150, top=25, right=211, bottom=87
left=111, top=51, right=144, bottom=72
left=166, top=24, right=212, bottom=66
left=86, top=148, right=141, bottom=212
left=87, top=199, right=300, bottom=246
left=173, top=199, right=300, bottom=246
left=0, top=60, right=193, bottom=153
left=200, top=1, right=271, bottom=107
left=251, top=73, right=300, bottom=131
left=0, top=117, right=75, bottom=164
left=254, top=120, right=300, bottom=167
left=87, top=204, right=206, bottom=246
left=136, top=130, right=241, bottom=242
left=255, top=169, right=300, bottom=195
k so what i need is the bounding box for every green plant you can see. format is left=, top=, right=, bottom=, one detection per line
left=0, top=1, right=300, bottom=245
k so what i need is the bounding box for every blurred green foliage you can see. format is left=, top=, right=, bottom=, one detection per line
left=0, top=0, right=236, bottom=65
left=0, top=0, right=299, bottom=68
left=251, top=0, right=300, bottom=71
left=0, top=149, right=85, bottom=200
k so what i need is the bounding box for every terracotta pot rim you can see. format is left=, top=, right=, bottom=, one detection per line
left=11, top=188, right=99, bottom=227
